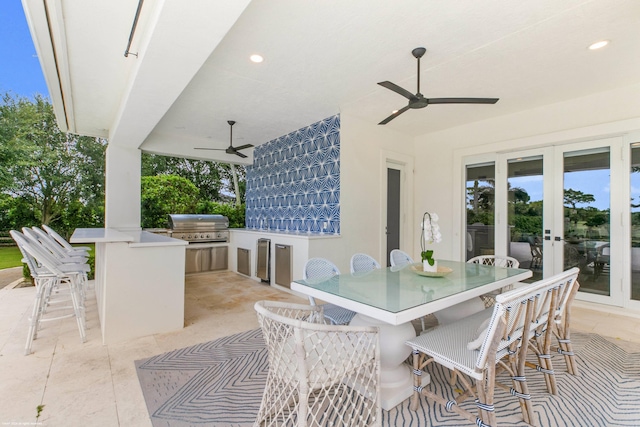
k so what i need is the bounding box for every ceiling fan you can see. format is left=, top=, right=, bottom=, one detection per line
left=195, top=120, right=254, bottom=158
left=377, top=47, right=499, bottom=125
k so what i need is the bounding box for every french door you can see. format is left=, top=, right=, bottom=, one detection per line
left=465, top=137, right=623, bottom=306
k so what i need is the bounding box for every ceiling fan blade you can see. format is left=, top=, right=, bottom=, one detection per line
left=194, top=147, right=226, bottom=150
left=235, top=151, right=248, bottom=159
left=377, top=81, right=416, bottom=100
left=234, top=143, right=254, bottom=151
left=378, top=105, right=410, bottom=125
left=428, top=97, right=499, bottom=104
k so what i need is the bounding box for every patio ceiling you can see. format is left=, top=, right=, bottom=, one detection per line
left=22, top=0, right=640, bottom=165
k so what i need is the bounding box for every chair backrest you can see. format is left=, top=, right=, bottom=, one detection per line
left=303, top=257, right=340, bottom=280
left=22, top=227, right=60, bottom=259
left=254, top=300, right=380, bottom=425
left=30, top=227, right=68, bottom=259
left=10, top=230, right=65, bottom=277
left=350, top=253, right=381, bottom=274
left=390, top=249, right=414, bottom=267
left=42, top=224, right=74, bottom=251
left=474, top=267, right=579, bottom=372
left=467, top=255, right=520, bottom=268
left=553, top=273, right=580, bottom=328
left=10, top=230, right=47, bottom=278
left=530, top=242, right=543, bottom=257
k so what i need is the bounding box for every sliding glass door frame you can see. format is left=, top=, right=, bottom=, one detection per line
left=551, top=137, right=623, bottom=307
left=624, top=131, right=640, bottom=312
left=497, top=147, right=556, bottom=279
left=461, top=137, right=629, bottom=308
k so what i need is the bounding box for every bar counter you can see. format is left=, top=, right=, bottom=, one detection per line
left=71, top=228, right=188, bottom=344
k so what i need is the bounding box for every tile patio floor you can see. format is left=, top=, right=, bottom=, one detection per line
left=0, top=271, right=639, bottom=426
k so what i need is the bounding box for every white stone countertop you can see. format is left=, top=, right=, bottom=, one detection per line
left=71, top=228, right=187, bottom=247
left=71, top=228, right=133, bottom=243
left=230, top=228, right=341, bottom=240
left=127, top=231, right=188, bottom=248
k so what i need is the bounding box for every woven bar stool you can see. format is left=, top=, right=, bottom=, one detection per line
left=11, top=230, right=88, bottom=355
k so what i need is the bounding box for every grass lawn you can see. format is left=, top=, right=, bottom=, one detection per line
left=0, top=244, right=95, bottom=270
left=0, top=246, right=24, bottom=269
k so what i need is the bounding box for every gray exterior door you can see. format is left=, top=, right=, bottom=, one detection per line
left=386, top=168, right=401, bottom=266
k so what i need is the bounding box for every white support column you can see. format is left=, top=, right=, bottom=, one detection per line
left=105, top=144, right=141, bottom=230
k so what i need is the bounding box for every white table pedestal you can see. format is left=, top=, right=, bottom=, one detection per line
left=350, top=314, right=430, bottom=410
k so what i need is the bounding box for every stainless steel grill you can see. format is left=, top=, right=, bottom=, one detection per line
left=167, top=214, right=229, bottom=242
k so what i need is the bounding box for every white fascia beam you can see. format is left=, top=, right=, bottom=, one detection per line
left=108, top=0, right=252, bottom=149
left=21, top=0, right=74, bottom=132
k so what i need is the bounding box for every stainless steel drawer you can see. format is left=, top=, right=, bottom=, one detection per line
left=237, top=248, right=251, bottom=276
left=275, top=244, right=291, bottom=288
left=256, top=239, right=270, bottom=282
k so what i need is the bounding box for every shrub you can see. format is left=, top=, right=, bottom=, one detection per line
left=513, top=215, right=543, bottom=236
left=195, top=201, right=246, bottom=228
left=141, top=175, right=199, bottom=228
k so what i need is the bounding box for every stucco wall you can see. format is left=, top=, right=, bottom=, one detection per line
left=334, top=113, right=414, bottom=272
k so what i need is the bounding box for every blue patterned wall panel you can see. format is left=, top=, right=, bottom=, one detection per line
left=245, top=115, right=340, bottom=234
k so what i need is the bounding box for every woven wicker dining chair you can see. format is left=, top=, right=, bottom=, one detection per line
left=254, top=300, right=381, bottom=427
left=552, top=277, right=581, bottom=376
left=467, top=255, right=521, bottom=308
left=350, top=253, right=381, bottom=274
left=525, top=271, right=580, bottom=395
left=303, top=258, right=356, bottom=325
left=406, top=268, right=579, bottom=427
left=389, top=249, right=414, bottom=267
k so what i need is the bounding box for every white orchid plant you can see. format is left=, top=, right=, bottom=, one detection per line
left=420, top=212, right=442, bottom=266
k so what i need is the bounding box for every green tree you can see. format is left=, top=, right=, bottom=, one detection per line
left=142, top=153, right=246, bottom=204
left=0, top=92, right=106, bottom=232
left=195, top=200, right=246, bottom=228
left=585, top=211, right=608, bottom=228
left=141, top=175, right=199, bottom=228
left=564, top=188, right=595, bottom=209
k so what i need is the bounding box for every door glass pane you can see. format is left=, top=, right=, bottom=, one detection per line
left=466, top=163, right=495, bottom=260
left=508, top=156, right=543, bottom=282
left=564, top=149, right=610, bottom=295
left=630, top=144, right=640, bottom=301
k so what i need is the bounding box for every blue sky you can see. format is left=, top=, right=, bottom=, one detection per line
left=0, top=1, right=49, bottom=99
left=510, top=170, right=611, bottom=211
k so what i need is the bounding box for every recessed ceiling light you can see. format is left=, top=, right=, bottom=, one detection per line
left=250, top=54, right=264, bottom=63
left=588, top=40, right=609, bottom=50
left=392, top=110, right=399, bottom=114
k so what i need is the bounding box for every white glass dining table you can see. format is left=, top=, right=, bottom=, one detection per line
left=291, top=259, right=532, bottom=410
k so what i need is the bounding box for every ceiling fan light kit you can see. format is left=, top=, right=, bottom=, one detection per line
left=377, top=47, right=499, bottom=125
left=194, top=120, right=254, bottom=158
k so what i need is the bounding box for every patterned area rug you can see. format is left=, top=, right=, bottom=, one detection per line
left=136, top=329, right=640, bottom=426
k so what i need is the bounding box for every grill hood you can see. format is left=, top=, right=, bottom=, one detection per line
left=168, top=214, right=229, bottom=232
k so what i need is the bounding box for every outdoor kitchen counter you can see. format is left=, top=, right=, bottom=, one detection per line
left=71, top=228, right=189, bottom=247
left=232, top=228, right=341, bottom=239
left=71, top=228, right=187, bottom=345
left=228, top=229, right=341, bottom=288
left=70, top=227, right=134, bottom=243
